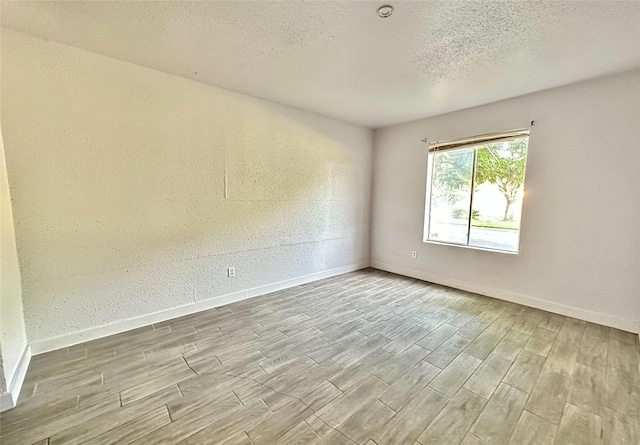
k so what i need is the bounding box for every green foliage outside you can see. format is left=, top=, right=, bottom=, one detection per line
left=476, top=138, right=528, bottom=221
left=432, top=137, right=528, bottom=222
left=431, top=148, right=473, bottom=205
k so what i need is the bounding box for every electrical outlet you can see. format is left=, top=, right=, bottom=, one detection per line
left=412, top=250, right=417, bottom=259
left=227, top=267, right=235, bottom=278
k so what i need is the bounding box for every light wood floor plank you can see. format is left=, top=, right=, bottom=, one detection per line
left=604, top=365, right=640, bottom=419
left=372, top=345, right=429, bottom=384
left=336, top=398, right=396, bottom=444
left=460, top=434, right=485, bottom=445
left=181, top=399, right=272, bottom=445
left=378, top=360, right=441, bottom=411
left=508, top=410, right=557, bottom=445
left=1, top=269, right=636, bottom=445
left=49, top=402, right=165, bottom=445
left=493, top=329, right=530, bottom=361
left=568, top=363, right=605, bottom=415
left=128, top=393, right=242, bottom=445
left=523, top=327, right=557, bottom=357
left=428, top=353, right=482, bottom=397
left=576, top=334, right=608, bottom=373
left=275, top=421, right=320, bottom=445
left=417, top=388, right=486, bottom=445
left=245, top=400, right=313, bottom=445
left=463, top=353, right=513, bottom=399
left=603, top=407, right=640, bottom=445
left=424, top=334, right=472, bottom=369
left=470, top=383, right=528, bottom=445
left=81, top=406, right=171, bottom=445
left=502, top=349, right=546, bottom=393
left=525, top=367, right=572, bottom=424
left=372, top=385, right=448, bottom=445
left=315, top=375, right=388, bottom=428
left=555, top=403, right=603, bottom=445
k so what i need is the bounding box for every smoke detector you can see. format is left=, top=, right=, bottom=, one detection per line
left=377, top=5, right=394, bottom=18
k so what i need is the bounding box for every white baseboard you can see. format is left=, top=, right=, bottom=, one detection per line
left=31, top=261, right=370, bottom=355
left=0, top=345, right=31, bottom=412
left=371, top=261, right=639, bottom=334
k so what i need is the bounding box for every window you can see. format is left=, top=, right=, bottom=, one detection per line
left=424, top=129, right=529, bottom=253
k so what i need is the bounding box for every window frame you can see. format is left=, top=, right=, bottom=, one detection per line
left=423, top=130, right=530, bottom=254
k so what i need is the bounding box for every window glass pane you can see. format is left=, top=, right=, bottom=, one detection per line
left=428, top=148, right=474, bottom=245
left=469, top=137, right=528, bottom=252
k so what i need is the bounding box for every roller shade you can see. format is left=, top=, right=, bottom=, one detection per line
left=427, top=128, right=530, bottom=153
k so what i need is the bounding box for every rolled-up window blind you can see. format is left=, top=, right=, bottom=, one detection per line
left=427, top=128, right=530, bottom=153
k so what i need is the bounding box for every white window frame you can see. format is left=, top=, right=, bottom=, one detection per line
left=423, top=129, right=530, bottom=254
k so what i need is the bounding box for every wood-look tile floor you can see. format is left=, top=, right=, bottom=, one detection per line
left=1, top=269, right=639, bottom=445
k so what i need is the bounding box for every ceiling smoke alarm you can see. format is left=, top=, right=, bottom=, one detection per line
left=377, top=5, right=393, bottom=18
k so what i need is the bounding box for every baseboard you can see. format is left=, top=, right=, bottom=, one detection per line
left=31, top=261, right=370, bottom=355
left=0, top=345, right=31, bottom=412
left=371, top=261, right=639, bottom=334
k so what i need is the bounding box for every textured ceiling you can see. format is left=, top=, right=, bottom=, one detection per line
left=2, top=1, right=639, bottom=127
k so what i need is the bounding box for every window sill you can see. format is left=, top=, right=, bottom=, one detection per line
left=423, top=239, right=519, bottom=255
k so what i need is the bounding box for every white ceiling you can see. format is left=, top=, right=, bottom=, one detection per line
left=2, top=1, right=639, bottom=128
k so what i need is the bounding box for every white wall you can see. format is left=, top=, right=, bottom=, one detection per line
left=0, top=127, right=29, bottom=405
left=1, top=29, right=372, bottom=348
left=371, top=70, right=640, bottom=333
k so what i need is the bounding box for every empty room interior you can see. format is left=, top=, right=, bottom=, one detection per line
left=0, top=1, right=639, bottom=444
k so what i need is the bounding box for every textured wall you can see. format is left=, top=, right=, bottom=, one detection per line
left=0, top=129, right=28, bottom=389
left=1, top=29, right=372, bottom=343
left=371, top=70, right=640, bottom=332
